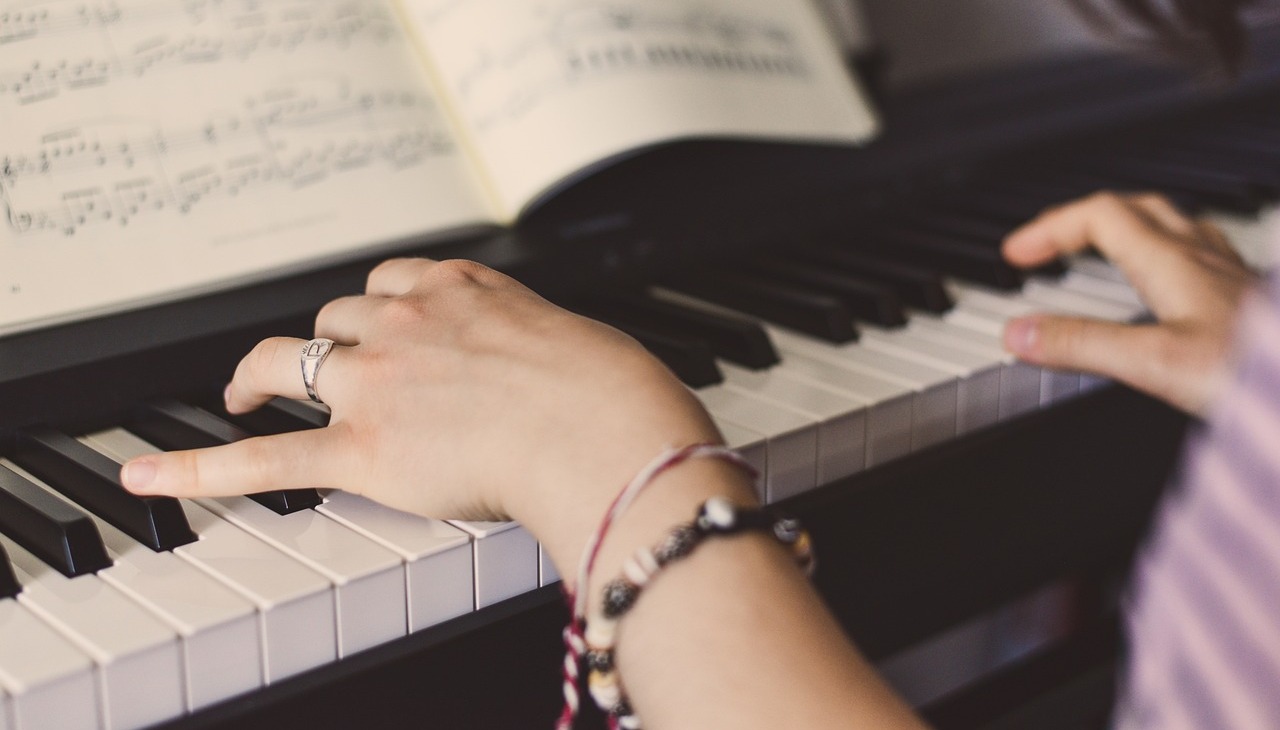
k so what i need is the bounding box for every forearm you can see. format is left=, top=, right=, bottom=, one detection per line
left=518, top=457, right=926, bottom=730
left=619, top=531, right=924, bottom=729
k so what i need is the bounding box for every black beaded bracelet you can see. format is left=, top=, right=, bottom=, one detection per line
left=581, top=497, right=814, bottom=729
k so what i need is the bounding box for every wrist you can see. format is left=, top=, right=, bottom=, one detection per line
left=511, top=445, right=757, bottom=594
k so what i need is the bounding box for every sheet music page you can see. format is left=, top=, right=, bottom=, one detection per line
left=399, top=0, right=878, bottom=217
left=0, top=0, right=494, bottom=336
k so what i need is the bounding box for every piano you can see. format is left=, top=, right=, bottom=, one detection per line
left=3, top=20, right=1280, bottom=730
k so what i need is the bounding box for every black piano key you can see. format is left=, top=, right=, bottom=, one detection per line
left=1215, top=120, right=1280, bottom=150
left=1036, top=171, right=1204, bottom=213
left=876, top=214, right=1069, bottom=279
left=660, top=269, right=859, bottom=344
left=1119, top=158, right=1261, bottom=211
left=0, top=464, right=111, bottom=578
left=978, top=176, right=1098, bottom=208
left=1052, top=159, right=1260, bottom=213
left=850, top=229, right=1025, bottom=290
left=6, top=429, right=197, bottom=552
left=935, top=191, right=1043, bottom=229
left=1181, top=130, right=1280, bottom=162
left=198, top=395, right=330, bottom=437
left=1158, top=145, right=1280, bottom=196
left=588, top=316, right=723, bottom=387
left=883, top=210, right=1012, bottom=244
left=0, top=544, right=19, bottom=599
left=792, top=246, right=954, bottom=313
left=129, top=401, right=323, bottom=515
left=584, top=293, right=779, bottom=369
left=739, top=257, right=908, bottom=327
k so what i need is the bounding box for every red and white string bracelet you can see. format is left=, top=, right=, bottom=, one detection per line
left=556, top=444, right=753, bottom=730
left=555, top=444, right=814, bottom=730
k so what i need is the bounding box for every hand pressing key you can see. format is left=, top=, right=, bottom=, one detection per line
left=1001, top=191, right=1260, bottom=416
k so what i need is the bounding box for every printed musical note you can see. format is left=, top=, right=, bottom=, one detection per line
left=0, top=79, right=456, bottom=236
left=0, top=0, right=398, bottom=105
left=414, top=0, right=815, bottom=133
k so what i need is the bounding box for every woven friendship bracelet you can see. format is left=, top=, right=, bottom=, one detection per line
left=555, top=444, right=756, bottom=730
left=584, top=497, right=815, bottom=729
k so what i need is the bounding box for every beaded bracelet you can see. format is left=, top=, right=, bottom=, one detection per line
left=583, top=497, right=815, bottom=730
left=556, top=444, right=756, bottom=730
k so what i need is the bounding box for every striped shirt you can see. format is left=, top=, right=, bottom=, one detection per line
left=1117, top=273, right=1280, bottom=729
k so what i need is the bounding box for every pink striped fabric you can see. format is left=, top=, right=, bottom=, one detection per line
left=1116, top=274, right=1280, bottom=729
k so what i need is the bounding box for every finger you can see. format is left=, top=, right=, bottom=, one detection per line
left=365, top=258, right=439, bottom=297
left=1002, top=192, right=1181, bottom=291
left=1191, top=219, right=1242, bottom=259
left=121, top=428, right=350, bottom=498
left=315, top=295, right=388, bottom=345
left=1004, top=314, right=1176, bottom=395
left=225, top=336, right=357, bottom=414
left=1127, top=193, right=1197, bottom=236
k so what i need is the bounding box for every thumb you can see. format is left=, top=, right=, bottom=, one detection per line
left=1004, top=314, right=1167, bottom=385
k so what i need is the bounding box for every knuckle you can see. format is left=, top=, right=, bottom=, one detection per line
left=237, top=340, right=276, bottom=390
left=379, top=296, right=429, bottom=326
left=367, top=258, right=412, bottom=289
left=1133, top=192, right=1170, bottom=209
left=242, top=336, right=298, bottom=393
left=1085, top=190, right=1127, bottom=214
left=429, top=259, right=493, bottom=285
left=314, top=298, right=346, bottom=330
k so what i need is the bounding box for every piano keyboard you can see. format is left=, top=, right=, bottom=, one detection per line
left=0, top=108, right=1278, bottom=730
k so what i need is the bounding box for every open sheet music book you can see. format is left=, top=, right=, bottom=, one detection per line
left=0, top=0, right=878, bottom=336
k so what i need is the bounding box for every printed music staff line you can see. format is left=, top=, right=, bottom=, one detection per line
left=2, top=84, right=456, bottom=236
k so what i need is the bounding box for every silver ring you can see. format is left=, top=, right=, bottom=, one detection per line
left=300, top=338, right=335, bottom=404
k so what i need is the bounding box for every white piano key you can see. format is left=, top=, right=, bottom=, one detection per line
left=651, top=285, right=918, bottom=465
left=694, top=384, right=817, bottom=502
left=715, top=420, right=768, bottom=501
left=859, top=326, right=1003, bottom=434
left=0, top=535, right=183, bottom=730
left=1020, top=280, right=1142, bottom=321
left=767, top=326, right=959, bottom=451
left=178, top=504, right=338, bottom=682
left=1054, top=270, right=1145, bottom=309
left=195, top=495, right=406, bottom=658
left=948, top=282, right=1041, bottom=319
left=82, top=429, right=338, bottom=684
left=539, top=544, right=560, bottom=587
left=911, top=315, right=1043, bottom=420
left=1079, top=373, right=1112, bottom=392
left=5, top=456, right=262, bottom=712
left=719, top=361, right=867, bottom=492
left=939, top=290, right=1079, bottom=408
left=941, top=306, right=1005, bottom=338
left=1205, top=207, right=1278, bottom=270
left=764, top=349, right=914, bottom=467
left=444, top=521, right=538, bottom=609
left=991, top=280, right=1139, bottom=403
left=1069, top=257, right=1131, bottom=285
left=0, top=598, right=99, bottom=730
left=317, top=491, right=473, bottom=632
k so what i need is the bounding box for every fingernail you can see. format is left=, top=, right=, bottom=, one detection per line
left=1004, top=318, right=1040, bottom=356
left=122, top=459, right=157, bottom=492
